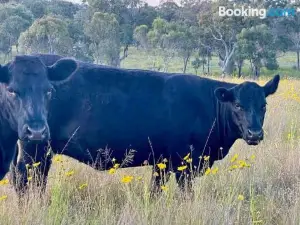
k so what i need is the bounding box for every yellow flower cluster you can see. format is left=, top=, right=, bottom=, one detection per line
left=108, top=158, right=121, bottom=175
left=0, top=179, right=9, bottom=185
left=229, top=154, right=251, bottom=170
left=121, top=175, right=134, bottom=183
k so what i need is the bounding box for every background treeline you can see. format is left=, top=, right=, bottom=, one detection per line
left=0, top=0, right=299, bottom=78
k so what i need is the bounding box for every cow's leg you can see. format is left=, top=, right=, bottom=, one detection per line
left=12, top=141, right=52, bottom=197
left=150, top=164, right=172, bottom=196
left=167, top=139, right=194, bottom=192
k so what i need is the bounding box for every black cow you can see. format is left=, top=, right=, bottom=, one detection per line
left=0, top=55, right=280, bottom=194
left=0, top=54, right=63, bottom=182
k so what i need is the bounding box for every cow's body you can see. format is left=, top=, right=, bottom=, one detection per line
left=44, top=66, right=236, bottom=168
left=0, top=55, right=279, bottom=195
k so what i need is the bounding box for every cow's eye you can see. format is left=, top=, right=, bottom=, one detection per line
left=7, top=88, right=17, bottom=97
left=46, top=89, right=52, bottom=98
left=235, top=103, right=242, bottom=110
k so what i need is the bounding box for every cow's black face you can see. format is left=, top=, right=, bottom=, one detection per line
left=215, top=75, right=280, bottom=145
left=0, top=55, right=77, bottom=142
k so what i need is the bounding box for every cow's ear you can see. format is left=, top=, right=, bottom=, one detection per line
left=0, top=64, right=9, bottom=84
left=263, top=74, right=280, bottom=97
left=215, top=87, right=234, bottom=103
left=47, top=58, right=77, bottom=82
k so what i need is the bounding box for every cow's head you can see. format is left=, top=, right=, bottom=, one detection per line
left=0, top=55, right=77, bottom=142
left=214, top=75, right=280, bottom=145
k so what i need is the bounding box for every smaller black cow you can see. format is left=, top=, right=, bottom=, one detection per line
left=0, top=55, right=280, bottom=195
left=0, top=54, right=64, bottom=180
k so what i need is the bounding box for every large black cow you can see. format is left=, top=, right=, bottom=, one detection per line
left=0, top=55, right=280, bottom=194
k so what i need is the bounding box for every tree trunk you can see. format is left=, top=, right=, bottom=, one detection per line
left=253, top=65, right=260, bottom=80
left=237, top=60, right=243, bottom=78
left=222, top=59, right=235, bottom=76
left=120, top=45, right=129, bottom=63
left=207, top=56, right=210, bottom=74
left=183, top=53, right=190, bottom=74
left=297, top=50, right=300, bottom=71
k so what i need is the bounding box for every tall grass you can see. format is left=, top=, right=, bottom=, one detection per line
left=0, top=77, right=299, bottom=224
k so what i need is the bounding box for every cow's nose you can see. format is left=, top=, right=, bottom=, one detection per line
left=247, top=129, right=263, bottom=138
left=26, top=126, right=47, bottom=141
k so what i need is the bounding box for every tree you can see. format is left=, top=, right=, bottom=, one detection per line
left=0, top=16, right=32, bottom=53
left=68, top=6, right=93, bottom=62
left=237, top=24, right=278, bottom=78
left=277, top=3, right=300, bottom=70
left=0, top=3, right=33, bottom=55
left=18, top=15, right=73, bottom=55
left=0, top=3, right=33, bottom=22
left=198, top=0, right=249, bottom=76
left=133, top=25, right=149, bottom=49
left=134, top=3, right=157, bottom=28
left=158, top=1, right=180, bottom=22
left=147, top=18, right=197, bottom=73
left=163, top=23, right=197, bottom=73
left=24, top=0, right=47, bottom=19
left=84, top=12, right=121, bottom=66
left=47, top=1, right=81, bottom=19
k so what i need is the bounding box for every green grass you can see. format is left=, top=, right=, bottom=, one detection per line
left=121, top=47, right=300, bottom=78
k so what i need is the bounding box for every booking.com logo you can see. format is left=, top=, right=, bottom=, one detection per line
left=219, top=6, right=300, bottom=19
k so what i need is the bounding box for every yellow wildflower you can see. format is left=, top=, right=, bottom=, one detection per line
left=113, top=163, right=120, bottom=169
left=229, top=165, right=238, bottom=170
left=183, top=153, right=190, bottom=161
left=186, top=158, right=192, bottom=163
left=157, top=163, right=166, bottom=170
left=177, top=165, right=187, bottom=171
left=0, top=195, right=7, bottom=201
left=161, top=185, right=169, bottom=191
left=137, top=176, right=143, bottom=181
left=0, top=179, right=9, bottom=185
left=238, top=160, right=250, bottom=168
left=238, top=194, right=244, bottom=201
left=108, top=168, right=116, bottom=174
left=27, top=176, right=32, bottom=181
left=212, top=167, right=219, bottom=174
left=205, top=168, right=211, bottom=175
left=65, top=170, right=75, bottom=177
left=78, top=183, right=88, bottom=190
left=230, top=153, right=238, bottom=163
left=53, top=155, right=63, bottom=163
left=250, top=154, right=256, bottom=160
left=204, top=155, right=210, bottom=161
left=121, top=175, right=134, bottom=183
left=32, top=162, right=41, bottom=168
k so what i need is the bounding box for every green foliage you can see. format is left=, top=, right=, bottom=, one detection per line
left=0, top=3, right=33, bottom=22
left=18, top=15, right=73, bottom=55
left=0, top=0, right=299, bottom=76
left=133, top=25, right=149, bottom=48
left=84, top=12, right=121, bottom=66
left=237, top=24, right=278, bottom=77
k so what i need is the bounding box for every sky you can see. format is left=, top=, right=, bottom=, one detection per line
left=145, top=0, right=160, bottom=6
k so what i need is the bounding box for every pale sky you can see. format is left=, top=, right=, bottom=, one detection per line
left=145, top=0, right=160, bottom=6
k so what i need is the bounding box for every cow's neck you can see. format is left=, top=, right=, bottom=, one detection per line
left=0, top=85, right=17, bottom=129
left=215, top=100, right=240, bottom=155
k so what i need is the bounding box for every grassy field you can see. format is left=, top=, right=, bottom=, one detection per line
left=121, top=47, right=300, bottom=78
left=0, top=76, right=299, bottom=224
